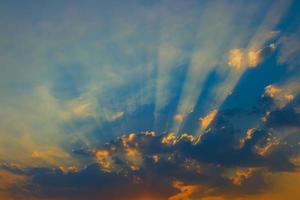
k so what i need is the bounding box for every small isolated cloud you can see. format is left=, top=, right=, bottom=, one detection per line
left=228, top=44, right=276, bottom=70
left=168, top=181, right=199, bottom=200
left=199, top=109, right=218, bottom=130
left=173, top=114, right=184, bottom=122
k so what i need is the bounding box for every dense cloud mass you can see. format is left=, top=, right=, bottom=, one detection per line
left=1, top=0, right=300, bottom=199
left=2, top=92, right=300, bottom=199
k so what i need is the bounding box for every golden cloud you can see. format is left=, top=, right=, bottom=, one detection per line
left=199, top=109, right=218, bottom=130
left=152, top=155, right=160, bottom=163
left=174, top=114, right=184, bottom=122
left=125, top=147, right=143, bottom=170
left=228, top=49, right=244, bottom=70
left=228, top=44, right=275, bottom=70
left=96, top=149, right=114, bottom=172
left=161, top=133, right=177, bottom=145
left=247, top=50, right=261, bottom=67
left=264, top=85, right=295, bottom=108
left=168, top=181, right=199, bottom=200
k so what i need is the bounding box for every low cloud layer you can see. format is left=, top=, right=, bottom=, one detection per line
left=2, top=90, right=300, bottom=199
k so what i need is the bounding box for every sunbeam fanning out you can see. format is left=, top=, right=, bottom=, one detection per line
left=0, top=0, right=300, bottom=199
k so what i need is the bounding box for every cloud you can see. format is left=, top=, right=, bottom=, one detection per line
left=264, top=84, right=295, bottom=108
left=2, top=80, right=300, bottom=199
left=173, top=114, right=184, bottom=122
left=95, top=149, right=115, bottom=172
left=228, top=44, right=276, bottom=70
left=3, top=105, right=299, bottom=199
left=199, top=109, right=218, bottom=131
left=0, top=166, right=27, bottom=191
left=168, top=181, right=199, bottom=200
left=227, top=49, right=244, bottom=70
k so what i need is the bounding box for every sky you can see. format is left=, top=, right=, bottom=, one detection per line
left=0, top=0, right=300, bottom=199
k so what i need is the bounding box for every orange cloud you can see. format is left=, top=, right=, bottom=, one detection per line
left=0, top=168, right=27, bottom=190
left=247, top=50, right=261, bottom=67
left=168, top=181, right=199, bottom=200
left=152, top=155, right=160, bottom=163
left=95, top=133, right=147, bottom=172
left=95, top=149, right=114, bottom=172
left=121, top=133, right=136, bottom=148
left=179, top=133, right=198, bottom=143
left=125, top=147, right=143, bottom=170
left=174, top=114, right=184, bottom=122
left=161, top=133, right=177, bottom=145
left=232, top=168, right=255, bottom=186
left=228, top=49, right=244, bottom=70
left=264, top=84, right=295, bottom=108
left=199, top=109, right=218, bottom=130
left=228, top=44, right=275, bottom=70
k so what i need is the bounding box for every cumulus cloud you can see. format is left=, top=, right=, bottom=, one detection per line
left=228, top=44, right=276, bottom=70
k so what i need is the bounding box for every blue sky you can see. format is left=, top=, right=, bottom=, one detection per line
left=0, top=0, right=300, bottom=199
